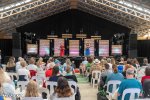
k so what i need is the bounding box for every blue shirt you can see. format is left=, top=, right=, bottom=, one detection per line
left=118, top=78, right=142, bottom=100
left=106, top=72, right=124, bottom=84
left=106, top=72, right=124, bottom=92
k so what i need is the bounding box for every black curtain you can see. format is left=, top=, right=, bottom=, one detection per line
left=16, top=9, right=130, bottom=56
left=138, top=40, right=150, bottom=58
left=0, top=39, right=12, bottom=63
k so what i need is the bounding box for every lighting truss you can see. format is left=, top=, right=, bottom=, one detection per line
left=78, top=0, right=150, bottom=34
left=0, top=0, right=70, bottom=31
left=0, top=0, right=149, bottom=35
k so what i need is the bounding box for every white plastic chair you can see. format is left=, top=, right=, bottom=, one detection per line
left=39, top=87, right=50, bottom=100
left=17, top=81, right=29, bottom=92
left=22, top=97, right=43, bottom=100
left=106, top=80, right=121, bottom=99
left=122, top=88, right=141, bottom=100
left=68, top=81, right=78, bottom=94
left=46, top=81, right=57, bottom=95
left=8, top=72, right=18, bottom=80
left=91, top=70, right=101, bottom=88
left=52, top=95, right=75, bottom=100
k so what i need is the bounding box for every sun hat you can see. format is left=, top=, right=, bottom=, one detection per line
left=93, top=59, right=100, bottom=64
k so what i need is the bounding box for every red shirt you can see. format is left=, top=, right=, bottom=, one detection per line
left=141, top=76, right=150, bottom=85
left=45, top=68, right=53, bottom=77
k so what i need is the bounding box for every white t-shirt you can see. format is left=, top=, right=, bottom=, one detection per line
left=46, top=62, right=55, bottom=69
left=27, top=64, right=37, bottom=71
left=108, top=63, right=112, bottom=70
left=18, top=68, right=30, bottom=76
left=82, top=60, right=88, bottom=65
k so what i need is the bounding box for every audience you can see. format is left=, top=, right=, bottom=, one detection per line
left=51, top=77, right=73, bottom=100
left=105, top=64, right=124, bottom=84
left=117, top=68, right=142, bottom=100
left=25, top=80, right=41, bottom=97
left=1, top=56, right=150, bottom=100
left=49, top=66, right=61, bottom=82
left=0, top=68, right=15, bottom=100
left=89, top=59, right=102, bottom=82
left=18, top=61, right=30, bottom=81
left=6, top=57, right=16, bottom=72
left=107, top=58, right=112, bottom=70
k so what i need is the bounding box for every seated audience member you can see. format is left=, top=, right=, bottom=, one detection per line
left=45, top=63, right=55, bottom=78
left=106, top=64, right=123, bottom=84
left=122, top=63, right=134, bottom=78
left=49, top=66, right=61, bottom=82
left=111, top=58, right=116, bottom=65
left=101, top=63, right=112, bottom=83
left=51, top=77, right=73, bottom=100
left=64, top=66, right=78, bottom=82
left=16, top=57, right=24, bottom=72
left=107, top=58, right=112, bottom=70
left=0, top=68, right=16, bottom=100
left=86, top=57, right=93, bottom=72
left=18, top=61, right=30, bottom=81
left=82, top=57, right=88, bottom=65
left=132, top=58, right=140, bottom=69
left=25, top=80, right=41, bottom=97
left=6, top=57, right=16, bottom=72
left=105, top=64, right=124, bottom=92
left=141, top=66, right=150, bottom=85
left=117, top=64, right=124, bottom=73
left=89, top=59, right=102, bottom=82
left=79, top=63, right=86, bottom=75
left=27, top=57, right=37, bottom=77
left=137, top=65, right=148, bottom=81
left=117, top=68, right=143, bottom=100
left=65, top=66, right=73, bottom=76
left=46, top=57, right=55, bottom=70
left=71, top=61, right=76, bottom=69
left=142, top=58, right=149, bottom=66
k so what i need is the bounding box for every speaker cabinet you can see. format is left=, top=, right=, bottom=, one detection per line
left=128, top=34, right=137, bottom=58
left=12, top=33, right=22, bottom=57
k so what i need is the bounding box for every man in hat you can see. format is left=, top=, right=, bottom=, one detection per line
left=117, top=68, right=142, bottom=100
left=89, top=59, right=102, bottom=82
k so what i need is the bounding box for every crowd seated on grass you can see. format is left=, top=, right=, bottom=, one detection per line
left=0, top=56, right=150, bottom=100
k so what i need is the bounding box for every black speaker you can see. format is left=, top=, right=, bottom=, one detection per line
left=128, top=34, right=137, bottom=58
left=12, top=33, right=22, bottom=57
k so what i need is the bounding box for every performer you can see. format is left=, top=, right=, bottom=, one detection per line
left=60, top=43, right=65, bottom=57
left=85, top=43, right=90, bottom=56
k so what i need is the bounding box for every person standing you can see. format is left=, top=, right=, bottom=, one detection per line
left=60, top=43, right=65, bottom=57
left=85, top=43, right=90, bottom=56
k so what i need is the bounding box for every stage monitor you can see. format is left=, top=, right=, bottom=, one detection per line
left=69, top=40, right=79, bottom=57
left=39, top=39, right=50, bottom=56
left=99, top=40, right=109, bottom=57
left=54, top=39, right=64, bottom=56
left=27, top=44, right=38, bottom=54
left=84, top=39, right=94, bottom=56
left=112, top=45, right=122, bottom=55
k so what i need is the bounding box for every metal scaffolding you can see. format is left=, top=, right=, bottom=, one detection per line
left=0, top=0, right=149, bottom=35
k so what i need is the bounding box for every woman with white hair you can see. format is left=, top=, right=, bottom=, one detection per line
left=0, top=68, right=16, bottom=100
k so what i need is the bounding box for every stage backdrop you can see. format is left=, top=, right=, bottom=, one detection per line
left=54, top=39, right=64, bottom=56
left=99, top=40, right=109, bottom=57
left=84, top=39, right=94, bottom=56
left=27, top=44, right=38, bottom=54
left=39, top=39, right=50, bottom=56
left=111, top=45, right=122, bottom=55
left=69, top=40, right=79, bottom=56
